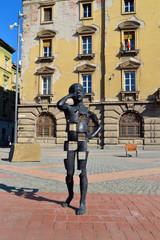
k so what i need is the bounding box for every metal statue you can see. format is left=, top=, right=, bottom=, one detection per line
left=57, top=83, right=102, bottom=215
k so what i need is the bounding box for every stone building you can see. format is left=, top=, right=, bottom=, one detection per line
left=0, top=39, right=17, bottom=146
left=19, top=0, right=160, bottom=147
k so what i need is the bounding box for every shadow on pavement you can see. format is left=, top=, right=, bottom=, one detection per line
left=114, top=154, right=132, bottom=157
left=0, top=183, right=78, bottom=212
left=1, top=158, right=10, bottom=162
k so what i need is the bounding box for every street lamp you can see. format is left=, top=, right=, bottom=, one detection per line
left=9, top=11, right=26, bottom=144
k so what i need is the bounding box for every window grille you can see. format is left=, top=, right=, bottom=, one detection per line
left=36, top=113, right=56, bottom=137
left=119, top=112, right=142, bottom=138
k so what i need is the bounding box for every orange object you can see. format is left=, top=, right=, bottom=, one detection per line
left=125, top=144, right=137, bottom=157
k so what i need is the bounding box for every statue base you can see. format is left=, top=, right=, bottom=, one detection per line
left=9, top=143, right=41, bottom=162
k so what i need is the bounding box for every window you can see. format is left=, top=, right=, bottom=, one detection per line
left=125, top=0, right=134, bottom=12
left=119, top=112, right=142, bottom=138
left=5, top=58, right=8, bottom=70
left=88, top=116, right=96, bottom=135
left=37, top=30, right=56, bottom=61
left=124, top=32, right=135, bottom=50
left=36, top=113, right=56, bottom=137
left=42, top=76, right=51, bottom=94
left=83, top=3, right=91, bottom=17
left=124, top=72, right=135, bottom=91
left=118, top=21, right=140, bottom=55
left=122, top=0, right=135, bottom=14
left=82, top=74, right=92, bottom=93
left=4, top=76, right=9, bottom=91
left=44, top=8, right=52, bottom=22
left=77, top=26, right=96, bottom=59
left=76, top=64, right=96, bottom=102
left=2, top=99, right=7, bottom=116
left=37, top=66, right=55, bottom=103
left=82, top=36, right=92, bottom=54
left=79, top=0, right=93, bottom=20
left=43, top=40, right=52, bottom=57
left=119, top=59, right=140, bottom=101
left=40, top=2, right=55, bottom=24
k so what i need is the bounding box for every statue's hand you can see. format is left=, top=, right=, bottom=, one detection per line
left=68, top=92, right=75, bottom=99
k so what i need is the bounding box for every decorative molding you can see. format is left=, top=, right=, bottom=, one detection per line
left=118, top=60, right=141, bottom=69
left=37, top=30, right=57, bottom=38
left=77, top=26, right=97, bottom=35
left=76, top=63, right=96, bottom=72
left=118, top=21, right=140, bottom=30
left=39, top=1, right=55, bottom=7
left=36, top=66, right=55, bottom=75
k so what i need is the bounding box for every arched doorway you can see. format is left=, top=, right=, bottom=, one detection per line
left=119, top=112, right=143, bottom=138
left=36, top=112, right=56, bottom=137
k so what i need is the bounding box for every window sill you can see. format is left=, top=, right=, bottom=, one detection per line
left=80, top=17, right=93, bottom=20
left=78, top=53, right=95, bottom=59
left=121, top=11, right=136, bottom=15
left=120, top=90, right=140, bottom=101
left=120, top=49, right=139, bottom=56
left=37, top=94, right=54, bottom=104
left=41, top=21, right=54, bottom=25
left=83, top=93, right=94, bottom=103
left=36, top=56, right=54, bottom=63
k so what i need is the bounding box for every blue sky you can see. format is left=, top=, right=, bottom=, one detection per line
left=0, top=1, right=23, bottom=63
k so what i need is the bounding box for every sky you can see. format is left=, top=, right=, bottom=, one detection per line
left=0, top=1, right=23, bottom=63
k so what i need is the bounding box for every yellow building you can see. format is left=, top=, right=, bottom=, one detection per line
left=19, top=0, right=160, bottom=146
left=0, top=39, right=16, bottom=145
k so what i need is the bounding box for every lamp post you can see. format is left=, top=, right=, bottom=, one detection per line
left=9, top=11, right=26, bottom=144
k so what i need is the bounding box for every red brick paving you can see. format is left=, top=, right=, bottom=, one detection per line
left=0, top=192, right=159, bottom=240
left=138, top=174, right=160, bottom=181
left=0, top=173, right=21, bottom=178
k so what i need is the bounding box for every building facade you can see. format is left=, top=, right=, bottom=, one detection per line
left=19, top=0, right=160, bottom=147
left=0, top=39, right=17, bottom=146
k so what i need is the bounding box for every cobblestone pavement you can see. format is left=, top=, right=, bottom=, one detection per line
left=0, top=146, right=160, bottom=240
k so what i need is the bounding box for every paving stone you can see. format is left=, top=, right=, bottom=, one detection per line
left=0, top=147, right=160, bottom=240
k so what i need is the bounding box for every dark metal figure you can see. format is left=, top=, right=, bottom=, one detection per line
left=57, top=83, right=102, bottom=215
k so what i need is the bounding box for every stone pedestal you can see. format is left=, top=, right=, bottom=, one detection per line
left=9, top=143, right=41, bottom=162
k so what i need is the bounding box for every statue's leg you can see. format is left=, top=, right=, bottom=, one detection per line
left=62, top=150, right=75, bottom=207
left=76, top=169, right=88, bottom=215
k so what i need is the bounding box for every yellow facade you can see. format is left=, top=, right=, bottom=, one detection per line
left=21, top=0, right=103, bottom=103
left=105, top=0, right=160, bottom=101
left=19, top=0, right=160, bottom=146
left=0, top=39, right=16, bottom=145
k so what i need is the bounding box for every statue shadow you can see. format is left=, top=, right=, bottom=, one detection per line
left=0, top=184, right=78, bottom=212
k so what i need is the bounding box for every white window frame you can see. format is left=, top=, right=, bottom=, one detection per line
left=43, top=39, right=52, bottom=57
left=82, top=74, right=92, bottom=93
left=42, top=76, right=51, bottom=95
left=82, top=36, right=92, bottom=54
left=124, top=71, right=136, bottom=91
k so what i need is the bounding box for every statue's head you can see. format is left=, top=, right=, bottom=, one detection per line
left=69, top=83, right=85, bottom=102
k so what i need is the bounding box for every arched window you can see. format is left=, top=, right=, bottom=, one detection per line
left=119, top=112, right=142, bottom=138
left=87, top=112, right=98, bottom=136
left=36, top=113, right=56, bottom=137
